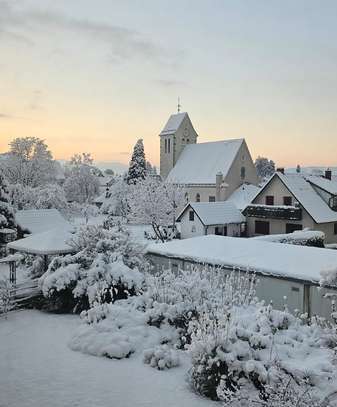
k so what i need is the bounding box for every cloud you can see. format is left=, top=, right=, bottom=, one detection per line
left=0, top=113, right=13, bottom=119
left=0, top=0, right=172, bottom=64
left=155, top=79, right=188, bottom=88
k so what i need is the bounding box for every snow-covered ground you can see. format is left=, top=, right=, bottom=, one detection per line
left=0, top=310, right=212, bottom=407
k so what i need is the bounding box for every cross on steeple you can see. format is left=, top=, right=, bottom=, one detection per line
left=177, top=97, right=181, bottom=113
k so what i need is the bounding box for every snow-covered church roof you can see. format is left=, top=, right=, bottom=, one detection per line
left=159, top=112, right=188, bottom=136
left=167, top=139, right=244, bottom=185
left=177, top=201, right=245, bottom=226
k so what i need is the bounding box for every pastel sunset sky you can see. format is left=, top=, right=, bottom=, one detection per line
left=1, top=0, right=337, bottom=169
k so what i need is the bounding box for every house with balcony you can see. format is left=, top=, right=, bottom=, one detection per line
left=244, top=171, right=337, bottom=243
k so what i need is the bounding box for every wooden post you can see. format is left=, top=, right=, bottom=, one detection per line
left=9, top=261, right=16, bottom=285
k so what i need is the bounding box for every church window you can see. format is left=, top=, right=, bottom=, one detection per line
left=186, top=138, right=190, bottom=143
left=164, top=139, right=167, bottom=154
left=196, top=193, right=200, bottom=202
left=241, top=166, right=246, bottom=180
left=185, top=192, right=189, bottom=203
left=209, top=196, right=215, bottom=202
left=168, top=138, right=171, bottom=153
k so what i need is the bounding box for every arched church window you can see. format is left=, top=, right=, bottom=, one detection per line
left=185, top=192, right=189, bottom=203
left=168, top=138, right=171, bottom=153
left=164, top=139, right=167, bottom=153
left=241, top=166, right=246, bottom=180
left=196, top=193, right=200, bottom=202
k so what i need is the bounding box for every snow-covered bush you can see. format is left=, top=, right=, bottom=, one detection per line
left=0, top=278, right=11, bottom=315
left=100, top=177, right=130, bottom=218
left=253, top=229, right=325, bottom=248
left=0, top=171, right=16, bottom=229
left=188, top=303, right=336, bottom=402
left=143, top=344, right=180, bottom=370
left=40, top=222, right=146, bottom=313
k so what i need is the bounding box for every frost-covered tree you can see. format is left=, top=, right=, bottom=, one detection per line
left=127, top=139, right=146, bottom=184
left=0, top=171, right=15, bottom=229
left=101, top=176, right=130, bottom=218
left=64, top=153, right=100, bottom=204
left=255, top=156, right=276, bottom=179
left=146, top=161, right=157, bottom=176
left=0, top=137, right=56, bottom=187
left=128, top=177, right=185, bottom=242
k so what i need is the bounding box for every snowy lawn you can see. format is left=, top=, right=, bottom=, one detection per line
left=0, top=310, right=213, bottom=407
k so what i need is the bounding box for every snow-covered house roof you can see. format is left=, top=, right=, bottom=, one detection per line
left=177, top=202, right=245, bottom=226
left=227, top=184, right=261, bottom=211
left=306, top=176, right=337, bottom=196
left=255, top=173, right=337, bottom=224
left=167, top=139, right=244, bottom=184
left=159, top=112, right=188, bottom=136
left=146, top=235, right=337, bottom=284
left=7, top=228, right=75, bottom=255
left=15, top=209, right=71, bottom=235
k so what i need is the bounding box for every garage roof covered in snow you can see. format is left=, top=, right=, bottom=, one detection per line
left=15, top=209, right=71, bottom=235
left=146, top=235, right=337, bottom=284
left=177, top=201, right=245, bottom=226
left=167, top=139, right=244, bottom=185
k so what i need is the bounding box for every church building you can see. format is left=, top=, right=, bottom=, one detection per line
left=159, top=112, right=259, bottom=203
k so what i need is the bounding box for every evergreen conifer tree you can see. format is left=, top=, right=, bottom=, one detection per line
left=127, top=139, right=147, bottom=184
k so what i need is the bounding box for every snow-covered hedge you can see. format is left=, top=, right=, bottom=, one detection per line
left=40, top=222, right=146, bottom=313
left=143, top=344, right=180, bottom=370
left=252, top=229, right=325, bottom=248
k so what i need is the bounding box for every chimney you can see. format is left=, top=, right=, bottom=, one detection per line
left=216, top=172, right=223, bottom=202
left=325, top=169, right=332, bottom=180
left=277, top=167, right=285, bottom=174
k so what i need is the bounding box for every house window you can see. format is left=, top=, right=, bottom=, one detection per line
left=209, top=196, right=216, bottom=202
left=164, top=139, right=167, bottom=153
left=189, top=210, right=194, bottom=221
left=255, top=220, right=270, bottom=235
left=334, top=223, right=337, bottom=235
left=265, top=196, right=274, bottom=206
left=283, top=196, right=292, bottom=206
left=196, top=193, right=200, bottom=202
left=241, top=166, right=246, bottom=180
left=286, top=224, right=302, bottom=234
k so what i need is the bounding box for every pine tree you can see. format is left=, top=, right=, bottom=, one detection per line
left=0, top=171, right=15, bottom=229
left=127, top=139, right=147, bottom=184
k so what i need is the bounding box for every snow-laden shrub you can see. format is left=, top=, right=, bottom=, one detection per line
left=188, top=304, right=336, bottom=402
left=40, top=222, right=146, bottom=313
left=143, top=344, right=180, bottom=370
left=252, top=229, right=325, bottom=248
left=70, top=297, right=178, bottom=360
left=145, top=267, right=258, bottom=349
left=0, top=279, right=11, bottom=315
